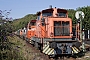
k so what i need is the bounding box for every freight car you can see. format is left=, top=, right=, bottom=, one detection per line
left=16, top=7, right=82, bottom=58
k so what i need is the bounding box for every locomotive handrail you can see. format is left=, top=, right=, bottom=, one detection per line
left=38, top=25, right=47, bottom=37
left=38, top=24, right=47, bottom=33
left=38, top=31, right=45, bottom=37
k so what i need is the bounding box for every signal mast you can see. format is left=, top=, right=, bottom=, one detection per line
left=75, top=11, right=85, bottom=52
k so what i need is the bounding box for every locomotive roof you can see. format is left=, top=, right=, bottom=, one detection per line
left=57, top=8, right=67, bottom=12
left=37, top=7, right=67, bottom=15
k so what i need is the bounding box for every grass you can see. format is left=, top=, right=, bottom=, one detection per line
left=7, top=35, right=41, bottom=60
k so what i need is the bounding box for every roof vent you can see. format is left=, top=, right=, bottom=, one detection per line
left=49, top=5, right=52, bottom=9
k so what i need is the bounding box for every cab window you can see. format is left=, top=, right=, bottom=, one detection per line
left=37, top=16, right=40, bottom=20
left=42, top=13, right=52, bottom=17
left=30, top=22, right=36, bottom=26
left=58, top=12, right=66, bottom=17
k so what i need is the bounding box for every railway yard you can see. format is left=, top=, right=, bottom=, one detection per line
left=7, top=35, right=90, bottom=60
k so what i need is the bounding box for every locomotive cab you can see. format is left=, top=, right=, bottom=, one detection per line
left=26, top=20, right=36, bottom=39
left=36, top=7, right=72, bottom=39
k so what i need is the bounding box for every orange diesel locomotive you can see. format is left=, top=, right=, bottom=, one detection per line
left=26, top=7, right=80, bottom=57
left=26, top=20, right=36, bottom=43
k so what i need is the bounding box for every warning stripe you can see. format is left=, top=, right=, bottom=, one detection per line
left=43, top=44, right=48, bottom=50
left=72, top=50, right=74, bottom=54
left=42, top=44, right=54, bottom=55
left=72, top=47, right=80, bottom=54
left=48, top=49, right=54, bottom=55
left=72, top=47, right=78, bottom=53
left=73, top=47, right=80, bottom=52
left=43, top=45, right=49, bottom=53
left=45, top=48, right=51, bottom=54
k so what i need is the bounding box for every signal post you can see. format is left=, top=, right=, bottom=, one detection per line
left=75, top=11, right=85, bottom=52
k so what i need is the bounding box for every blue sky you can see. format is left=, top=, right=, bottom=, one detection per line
left=0, top=0, right=90, bottom=19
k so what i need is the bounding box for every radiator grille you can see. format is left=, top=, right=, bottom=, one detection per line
left=54, top=21, right=70, bottom=36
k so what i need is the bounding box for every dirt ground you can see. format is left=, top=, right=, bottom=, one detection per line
left=76, top=52, right=90, bottom=60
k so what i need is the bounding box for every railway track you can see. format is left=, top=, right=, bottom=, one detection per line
left=15, top=34, right=90, bottom=60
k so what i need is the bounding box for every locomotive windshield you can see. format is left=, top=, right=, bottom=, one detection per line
left=58, top=12, right=66, bottom=17
left=30, top=22, right=36, bottom=26
left=42, top=13, right=53, bottom=16
left=30, top=20, right=36, bottom=26
left=57, top=9, right=67, bottom=17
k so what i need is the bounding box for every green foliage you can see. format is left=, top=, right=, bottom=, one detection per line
left=0, top=20, right=26, bottom=60
left=68, top=9, right=76, bottom=24
left=68, top=6, right=90, bottom=30
left=12, top=14, right=37, bottom=31
left=77, top=6, right=90, bottom=30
